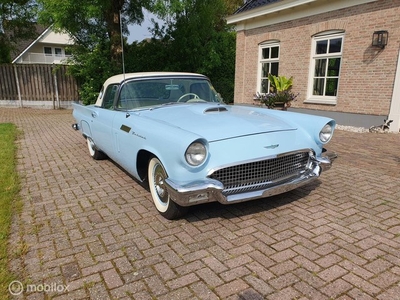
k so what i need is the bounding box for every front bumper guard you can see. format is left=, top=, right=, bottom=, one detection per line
left=165, top=151, right=337, bottom=207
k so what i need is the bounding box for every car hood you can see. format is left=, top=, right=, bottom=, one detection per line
left=139, top=103, right=297, bottom=142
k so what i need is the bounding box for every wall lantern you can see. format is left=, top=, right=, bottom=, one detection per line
left=372, top=30, right=388, bottom=49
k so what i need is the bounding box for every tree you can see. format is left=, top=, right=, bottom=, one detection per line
left=223, top=0, right=244, bottom=14
left=38, top=0, right=151, bottom=103
left=131, top=0, right=243, bottom=102
left=36, top=0, right=244, bottom=104
left=38, top=0, right=150, bottom=63
left=0, top=0, right=38, bottom=63
left=67, top=40, right=121, bottom=105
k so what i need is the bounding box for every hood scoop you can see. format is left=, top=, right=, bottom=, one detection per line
left=204, top=106, right=228, bottom=113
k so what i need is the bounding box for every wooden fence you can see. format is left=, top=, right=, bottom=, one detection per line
left=0, top=64, right=79, bottom=109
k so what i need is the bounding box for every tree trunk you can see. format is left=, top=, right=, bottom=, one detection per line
left=106, top=0, right=125, bottom=63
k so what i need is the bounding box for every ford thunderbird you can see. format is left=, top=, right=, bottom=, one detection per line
left=72, top=72, right=336, bottom=219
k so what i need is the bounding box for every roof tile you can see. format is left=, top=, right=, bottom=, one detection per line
left=234, top=0, right=281, bottom=14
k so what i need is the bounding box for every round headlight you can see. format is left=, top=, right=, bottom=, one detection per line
left=185, top=142, right=207, bottom=166
left=319, top=124, right=333, bottom=143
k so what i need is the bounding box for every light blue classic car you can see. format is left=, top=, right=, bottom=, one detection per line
left=72, top=72, right=336, bottom=219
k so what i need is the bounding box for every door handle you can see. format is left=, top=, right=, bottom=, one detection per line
left=91, top=112, right=97, bottom=118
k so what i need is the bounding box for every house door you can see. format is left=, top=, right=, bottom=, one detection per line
left=388, top=47, right=400, bottom=132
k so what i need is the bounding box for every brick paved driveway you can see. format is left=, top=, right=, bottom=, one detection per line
left=1, top=108, right=400, bottom=299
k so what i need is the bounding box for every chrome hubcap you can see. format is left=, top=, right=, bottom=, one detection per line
left=154, top=164, right=168, bottom=204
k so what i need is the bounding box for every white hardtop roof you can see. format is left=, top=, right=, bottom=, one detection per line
left=95, top=72, right=208, bottom=107
left=103, top=72, right=207, bottom=86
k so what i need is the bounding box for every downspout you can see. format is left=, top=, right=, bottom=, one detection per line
left=388, top=47, right=400, bottom=132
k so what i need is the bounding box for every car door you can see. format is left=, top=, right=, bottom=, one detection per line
left=90, top=84, right=119, bottom=158
left=109, top=83, right=142, bottom=178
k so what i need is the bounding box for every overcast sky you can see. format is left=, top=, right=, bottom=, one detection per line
left=127, top=11, right=160, bottom=43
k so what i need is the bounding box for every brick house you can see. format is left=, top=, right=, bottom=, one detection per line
left=226, top=0, right=400, bottom=132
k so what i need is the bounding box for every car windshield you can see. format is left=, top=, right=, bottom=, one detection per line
left=117, top=77, right=223, bottom=109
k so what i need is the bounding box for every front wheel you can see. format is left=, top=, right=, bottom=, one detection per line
left=148, top=157, right=188, bottom=219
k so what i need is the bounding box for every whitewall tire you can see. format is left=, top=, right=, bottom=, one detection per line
left=148, top=157, right=188, bottom=219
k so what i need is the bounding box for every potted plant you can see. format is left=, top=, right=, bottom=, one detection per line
left=254, top=74, right=298, bottom=110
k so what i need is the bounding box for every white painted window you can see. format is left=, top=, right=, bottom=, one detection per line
left=55, top=48, right=62, bottom=56
left=257, top=41, right=280, bottom=94
left=307, top=31, right=344, bottom=104
left=44, top=47, right=52, bottom=56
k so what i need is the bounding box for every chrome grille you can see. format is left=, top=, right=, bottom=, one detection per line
left=209, top=151, right=311, bottom=195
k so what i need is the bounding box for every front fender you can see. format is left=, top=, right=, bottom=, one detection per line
left=249, top=108, right=336, bottom=148
left=136, top=127, right=209, bottom=178
left=117, top=114, right=208, bottom=180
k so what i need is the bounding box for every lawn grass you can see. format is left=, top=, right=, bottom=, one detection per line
left=0, top=123, right=20, bottom=298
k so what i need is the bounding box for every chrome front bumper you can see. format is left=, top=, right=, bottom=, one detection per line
left=165, top=151, right=337, bottom=207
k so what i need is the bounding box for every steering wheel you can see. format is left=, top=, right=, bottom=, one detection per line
left=177, top=93, right=200, bottom=102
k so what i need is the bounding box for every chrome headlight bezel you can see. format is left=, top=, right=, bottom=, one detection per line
left=185, top=141, right=207, bottom=166
left=319, top=123, right=334, bottom=144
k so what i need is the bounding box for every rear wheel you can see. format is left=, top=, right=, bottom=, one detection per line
left=87, top=137, right=106, bottom=160
left=148, top=157, right=188, bottom=219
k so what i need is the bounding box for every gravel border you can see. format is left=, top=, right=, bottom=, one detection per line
left=336, top=124, right=399, bottom=134
left=336, top=125, right=369, bottom=133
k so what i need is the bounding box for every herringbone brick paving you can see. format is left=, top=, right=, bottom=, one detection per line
left=1, top=108, right=400, bottom=299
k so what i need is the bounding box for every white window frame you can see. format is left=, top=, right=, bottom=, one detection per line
left=257, top=41, right=280, bottom=94
left=44, top=47, right=52, bottom=56
left=55, top=47, right=62, bottom=57
left=306, top=31, right=345, bottom=105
